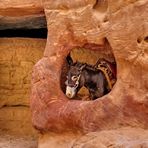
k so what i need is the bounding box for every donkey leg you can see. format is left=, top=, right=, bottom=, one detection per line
left=96, top=73, right=105, bottom=98
left=89, top=88, right=100, bottom=100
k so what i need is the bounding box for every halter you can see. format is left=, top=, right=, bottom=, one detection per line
left=65, top=65, right=85, bottom=99
left=66, top=60, right=116, bottom=91
left=65, top=66, right=84, bottom=89
left=75, top=74, right=81, bottom=87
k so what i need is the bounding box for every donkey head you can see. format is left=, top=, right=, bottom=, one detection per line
left=65, top=55, right=86, bottom=98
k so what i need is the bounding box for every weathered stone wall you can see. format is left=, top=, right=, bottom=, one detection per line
left=39, top=127, right=148, bottom=148
left=0, top=0, right=43, bottom=16
left=0, top=0, right=46, bottom=31
left=0, top=0, right=46, bottom=137
left=0, top=0, right=147, bottom=147
left=0, top=38, right=46, bottom=135
left=30, top=0, right=148, bottom=147
left=31, top=0, right=148, bottom=132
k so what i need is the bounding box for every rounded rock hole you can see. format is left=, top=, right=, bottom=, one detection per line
left=61, top=38, right=117, bottom=101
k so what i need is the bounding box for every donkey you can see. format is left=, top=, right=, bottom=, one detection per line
left=65, top=55, right=110, bottom=100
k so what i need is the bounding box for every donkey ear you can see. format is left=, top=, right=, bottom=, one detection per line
left=66, top=54, right=73, bottom=66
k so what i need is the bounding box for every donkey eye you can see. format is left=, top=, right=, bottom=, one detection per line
left=71, top=76, right=78, bottom=81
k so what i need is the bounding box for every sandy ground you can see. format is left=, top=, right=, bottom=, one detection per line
left=0, top=134, right=38, bottom=148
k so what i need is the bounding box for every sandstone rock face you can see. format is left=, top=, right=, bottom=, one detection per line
left=39, top=127, right=148, bottom=148
left=0, top=38, right=46, bottom=108
left=0, top=107, right=37, bottom=136
left=31, top=0, right=148, bottom=133
left=29, top=0, right=148, bottom=147
left=0, top=38, right=46, bottom=135
left=0, top=15, right=46, bottom=30
left=0, top=0, right=43, bottom=16
left=0, top=0, right=46, bottom=30
left=73, top=128, right=148, bottom=148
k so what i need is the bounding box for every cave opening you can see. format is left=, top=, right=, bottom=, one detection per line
left=61, top=38, right=117, bottom=101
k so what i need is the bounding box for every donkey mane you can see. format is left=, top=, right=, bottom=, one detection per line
left=73, top=61, right=98, bottom=72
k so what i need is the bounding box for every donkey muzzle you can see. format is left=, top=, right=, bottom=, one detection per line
left=66, top=86, right=77, bottom=98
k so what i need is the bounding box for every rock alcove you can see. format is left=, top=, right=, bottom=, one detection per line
left=61, top=38, right=117, bottom=100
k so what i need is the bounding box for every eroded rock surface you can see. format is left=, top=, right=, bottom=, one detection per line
left=30, top=0, right=148, bottom=147
left=0, top=0, right=45, bottom=30
left=0, top=38, right=45, bottom=108
left=0, top=0, right=43, bottom=16
left=73, top=127, right=148, bottom=148
left=31, top=0, right=148, bottom=132
left=0, top=38, right=46, bottom=136
left=39, top=127, right=148, bottom=148
left=0, top=15, right=46, bottom=30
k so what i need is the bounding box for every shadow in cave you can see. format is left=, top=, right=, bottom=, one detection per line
left=0, top=28, right=47, bottom=39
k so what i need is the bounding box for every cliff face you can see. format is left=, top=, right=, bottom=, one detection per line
left=31, top=0, right=148, bottom=132
left=0, top=38, right=46, bottom=136
left=0, top=0, right=47, bottom=138
left=30, top=0, right=148, bottom=147
left=0, top=2, right=46, bottom=146
left=0, top=0, right=46, bottom=31
left=0, top=0, right=147, bottom=147
left=0, top=0, right=43, bottom=16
